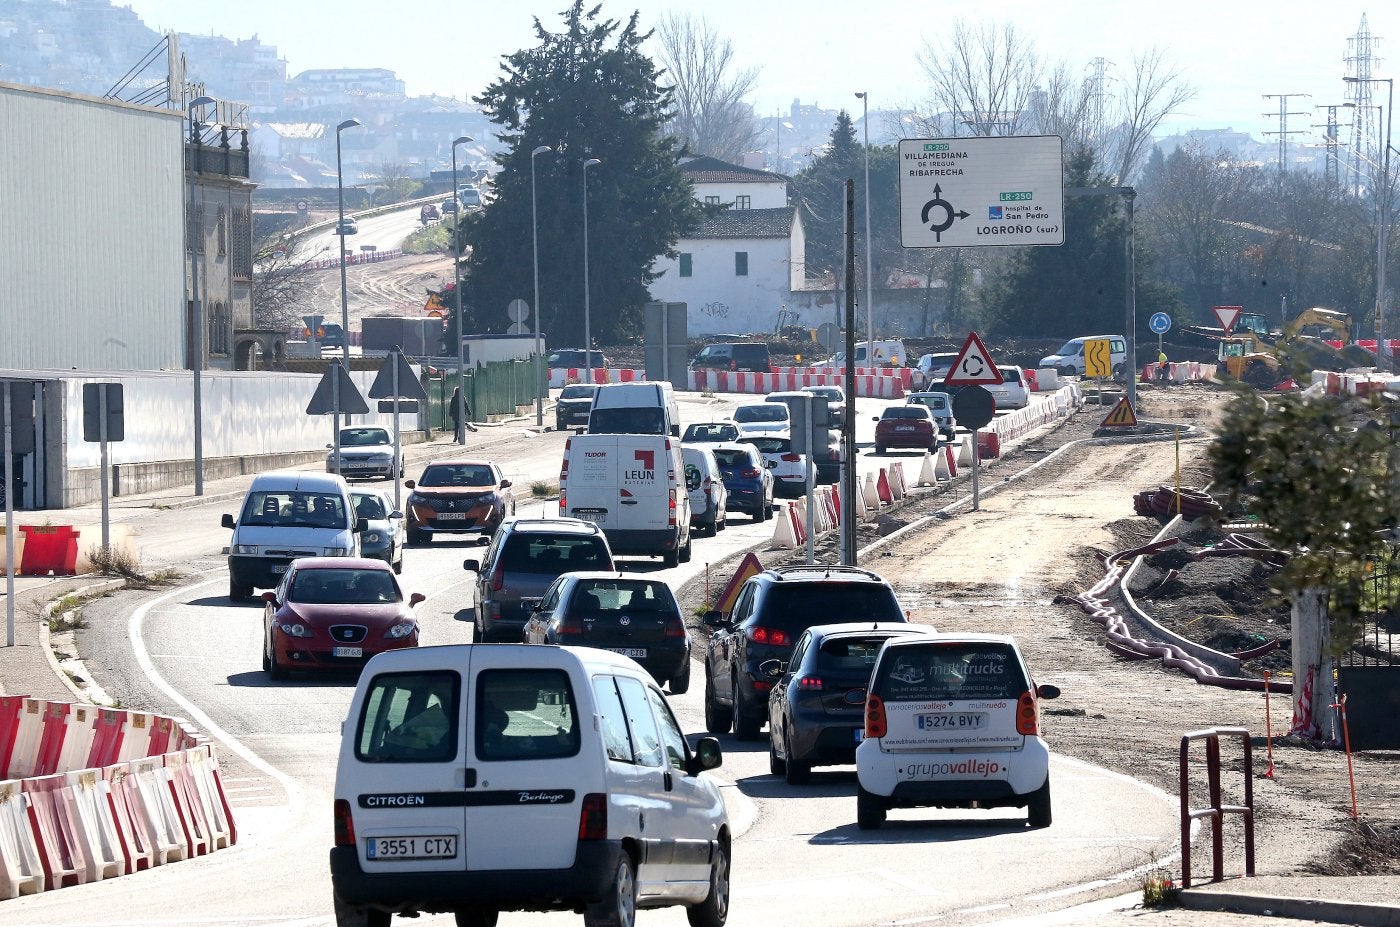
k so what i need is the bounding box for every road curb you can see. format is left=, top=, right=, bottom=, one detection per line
left=1178, top=890, right=1400, bottom=926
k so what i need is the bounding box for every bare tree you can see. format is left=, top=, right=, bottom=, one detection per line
left=1103, top=48, right=1195, bottom=184
left=366, top=161, right=423, bottom=205
left=916, top=22, right=1043, bottom=137
left=251, top=235, right=326, bottom=332
left=654, top=13, right=761, bottom=162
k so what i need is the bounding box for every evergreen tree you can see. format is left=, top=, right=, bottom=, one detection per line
left=792, top=112, right=865, bottom=281
left=452, top=1, right=699, bottom=346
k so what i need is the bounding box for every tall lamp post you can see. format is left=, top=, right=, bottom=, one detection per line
left=1346, top=76, right=1394, bottom=371
left=450, top=134, right=474, bottom=442
left=582, top=158, right=601, bottom=385
left=854, top=92, right=873, bottom=349
left=186, top=95, right=215, bottom=497
left=335, top=117, right=362, bottom=423
left=531, top=145, right=553, bottom=426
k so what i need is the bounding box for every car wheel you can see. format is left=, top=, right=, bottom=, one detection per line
left=1059, top=365, right=1077, bottom=378
left=229, top=579, right=250, bottom=603
left=686, top=837, right=730, bottom=927
left=392, top=554, right=403, bottom=575
left=704, top=673, right=732, bottom=734
left=784, top=726, right=811, bottom=785
left=454, top=909, right=499, bottom=927
left=768, top=733, right=786, bottom=776
left=762, top=499, right=773, bottom=522
left=260, top=640, right=271, bottom=673
left=857, top=786, right=887, bottom=830
left=716, top=510, right=726, bottom=532
left=333, top=894, right=391, bottom=927
left=266, top=643, right=287, bottom=682
left=670, top=657, right=692, bottom=695
left=1027, top=778, right=1052, bottom=828
left=663, top=546, right=680, bottom=568
left=732, top=683, right=762, bottom=741
left=583, top=852, right=637, bottom=927
left=679, top=535, right=693, bottom=563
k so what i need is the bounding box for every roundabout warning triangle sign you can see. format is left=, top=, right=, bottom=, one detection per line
left=944, top=332, right=1004, bottom=386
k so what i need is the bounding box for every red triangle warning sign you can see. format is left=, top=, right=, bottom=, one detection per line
left=944, top=332, right=1004, bottom=385
left=1212, top=305, right=1243, bottom=333
left=1100, top=397, right=1138, bottom=428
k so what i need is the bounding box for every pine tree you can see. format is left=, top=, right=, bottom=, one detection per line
left=452, top=1, right=700, bottom=347
left=792, top=112, right=865, bottom=281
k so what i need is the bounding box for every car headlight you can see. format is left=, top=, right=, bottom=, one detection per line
left=364, top=531, right=382, bottom=543
left=231, top=544, right=259, bottom=555
left=323, top=546, right=351, bottom=556
left=477, top=492, right=498, bottom=506
left=278, top=621, right=313, bottom=638
left=385, top=622, right=417, bottom=640
left=407, top=493, right=426, bottom=506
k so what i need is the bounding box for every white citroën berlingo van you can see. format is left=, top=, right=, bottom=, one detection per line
left=331, top=643, right=730, bottom=927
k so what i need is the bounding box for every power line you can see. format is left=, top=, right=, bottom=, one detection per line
left=1262, top=93, right=1312, bottom=173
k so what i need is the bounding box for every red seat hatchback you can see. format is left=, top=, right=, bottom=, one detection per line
left=261, top=557, right=424, bottom=679
left=872, top=405, right=939, bottom=453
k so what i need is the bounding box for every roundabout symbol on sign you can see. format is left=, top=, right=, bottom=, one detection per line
left=919, top=184, right=970, bottom=243
left=1149, top=312, right=1172, bottom=335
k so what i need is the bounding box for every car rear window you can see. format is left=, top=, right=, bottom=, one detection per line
left=883, top=407, right=929, bottom=420
left=816, top=636, right=894, bottom=678
left=757, top=583, right=904, bottom=634
left=1000, top=369, right=1022, bottom=384
left=352, top=494, right=387, bottom=520
left=684, top=423, right=739, bottom=441
left=911, top=395, right=948, bottom=410
left=712, top=448, right=755, bottom=469
left=560, top=385, right=597, bottom=399
left=589, top=407, right=665, bottom=435
left=874, top=642, right=1028, bottom=701
left=355, top=670, right=460, bottom=763
left=742, top=436, right=790, bottom=454
left=572, top=579, right=676, bottom=613
left=734, top=405, right=787, bottom=423
left=502, top=535, right=611, bottom=573
left=475, top=669, right=580, bottom=761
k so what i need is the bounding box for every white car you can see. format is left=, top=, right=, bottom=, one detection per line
left=326, top=426, right=402, bottom=481
left=906, top=391, right=956, bottom=440
left=739, top=433, right=806, bottom=497
left=332, top=644, right=730, bottom=926
left=732, top=402, right=790, bottom=435
left=855, top=632, right=1061, bottom=830
left=985, top=365, right=1030, bottom=410
left=911, top=352, right=960, bottom=390
left=681, top=444, right=729, bottom=535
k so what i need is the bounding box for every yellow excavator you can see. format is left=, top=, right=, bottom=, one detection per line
left=1215, top=307, right=1364, bottom=388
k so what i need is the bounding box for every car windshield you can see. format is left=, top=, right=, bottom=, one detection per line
left=883, top=407, right=929, bottom=420
left=352, top=493, right=388, bottom=520
left=241, top=490, right=348, bottom=528
left=807, top=388, right=842, bottom=402
left=589, top=407, right=665, bottom=435
left=571, top=579, right=676, bottom=613
left=340, top=428, right=390, bottom=447
left=1055, top=341, right=1083, bottom=355
left=501, top=536, right=610, bottom=573
left=876, top=642, right=1028, bottom=701
left=291, top=568, right=401, bottom=604
left=419, top=464, right=496, bottom=488
left=1000, top=368, right=1022, bottom=383
left=560, top=385, right=597, bottom=399
left=742, top=436, right=790, bottom=454
left=734, top=405, right=787, bottom=423
left=759, top=583, right=903, bottom=632
left=683, top=423, right=738, bottom=442
left=712, top=448, right=756, bottom=469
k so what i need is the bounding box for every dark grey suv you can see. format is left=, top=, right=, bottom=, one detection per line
left=462, top=518, right=614, bottom=642
left=689, top=342, right=772, bottom=372
left=554, top=383, right=598, bottom=431
left=702, top=565, right=907, bottom=740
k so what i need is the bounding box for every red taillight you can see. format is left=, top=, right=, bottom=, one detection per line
left=555, top=618, right=585, bottom=640
left=578, top=792, right=607, bottom=840
left=559, top=493, right=567, bottom=512
left=753, top=680, right=773, bottom=692
left=1016, top=691, right=1039, bottom=735
left=334, top=798, right=356, bottom=847
left=749, top=626, right=788, bottom=646
left=664, top=620, right=687, bottom=639
left=865, top=694, right=887, bottom=739
left=490, top=562, right=505, bottom=592
left=668, top=490, right=677, bottom=526
left=798, top=675, right=823, bottom=690
left=780, top=453, right=800, bottom=462
left=740, top=468, right=760, bottom=479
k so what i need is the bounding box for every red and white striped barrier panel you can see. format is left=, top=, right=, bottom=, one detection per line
left=303, top=248, right=406, bottom=272
left=548, top=368, right=646, bottom=387
left=800, top=366, right=914, bottom=389
left=1140, top=361, right=1212, bottom=384
left=0, top=699, right=237, bottom=900
left=689, top=369, right=905, bottom=399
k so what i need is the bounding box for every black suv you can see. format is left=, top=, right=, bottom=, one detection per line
left=463, top=518, right=615, bottom=642
left=547, top=348, right=609, bottom=370
left=689, top=342, right=772, bottom=373
left=702, top=565, right=907, bottom=739
left=553, top=383, right=598, bottom=430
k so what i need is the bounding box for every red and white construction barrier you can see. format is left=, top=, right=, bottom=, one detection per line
left=548, top=368, right=646, bottom=388
left=689, top=369, right=905, bottom=399
left=303, top=248, right=406, bottom=272
left=1321, top=370, right=1400, bottom=397
left=1139, top=361, right=1215, bottom=384
left=0, top=699, right=236, bottom=899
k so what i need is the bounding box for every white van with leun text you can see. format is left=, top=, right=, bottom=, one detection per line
left=560, top=434, right=693, bottom=566
left=331, top=643, right=730, bottom=927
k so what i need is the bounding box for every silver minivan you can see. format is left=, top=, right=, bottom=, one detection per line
left=331, top=644, right=730, bottom=927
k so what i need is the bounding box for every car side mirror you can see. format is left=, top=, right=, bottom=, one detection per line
left=261, top=591, right=276, bottom=603
left=221, top=513, right=235, bottom=529
left=500, top=479, right=512, bottom=489
left=701, top=610, right=728, bottom=628
left=871, top=416, right=879, bottom=422
left=389, top=510, right=403, bottom=520
left=685, top=735, right=723, bottom=775
left=404, top=480, right=416, bottom=490
left=758, top=658, right=785, bottom=678
left=1038, top=683, right=1061, bottom=701
left=356, top=517, right=369, bottom=533
left=325, top=443, right=333, bottom=450
left=409, top=592, right=426, bottom=606
left=463, top=559, right=481, bottom=573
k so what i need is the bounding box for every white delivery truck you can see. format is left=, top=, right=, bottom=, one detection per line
left=559, top=433, right=693, bottom=566
left=586, top=381, right=680, bottom=436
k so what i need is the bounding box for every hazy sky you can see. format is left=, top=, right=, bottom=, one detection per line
left=126, top=0, right=1395, bottom=142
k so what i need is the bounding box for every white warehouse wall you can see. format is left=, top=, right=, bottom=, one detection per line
left=0, top=83, right=185, bottom=371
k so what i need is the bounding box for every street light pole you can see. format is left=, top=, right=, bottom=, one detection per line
left=1346, top=76, right=1394, bottom=371
left=582, top=158, right=601, bottom=385
left=335, top=117, right=362, bottom=424
left=855, top=91, right=873, bottom=348
left=531, top=145, right=553, bottom=426
left=186, top=94, right=215, bottom=497
left=451, top=134, right=473, bottom=443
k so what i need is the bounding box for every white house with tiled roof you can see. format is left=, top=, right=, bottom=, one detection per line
left=650, top=156, right=807, bottom=336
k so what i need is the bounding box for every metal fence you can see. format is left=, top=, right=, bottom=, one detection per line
left=417, top=358, right=543, bottom=427
left=1350, top=544, right=1400, bottom=666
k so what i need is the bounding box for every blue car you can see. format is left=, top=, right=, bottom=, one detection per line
left=710, top=441, right=773, bottom=522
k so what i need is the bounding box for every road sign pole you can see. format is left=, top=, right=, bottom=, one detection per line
left=391, top=357, right=402, bottom=510
left=332, top=367, right=342, bottom=470
left=841, top=180, right=858, bottom=566
left=99, top=387, right=110, bottom=551
left=972, top=434, right=980, bottom=512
